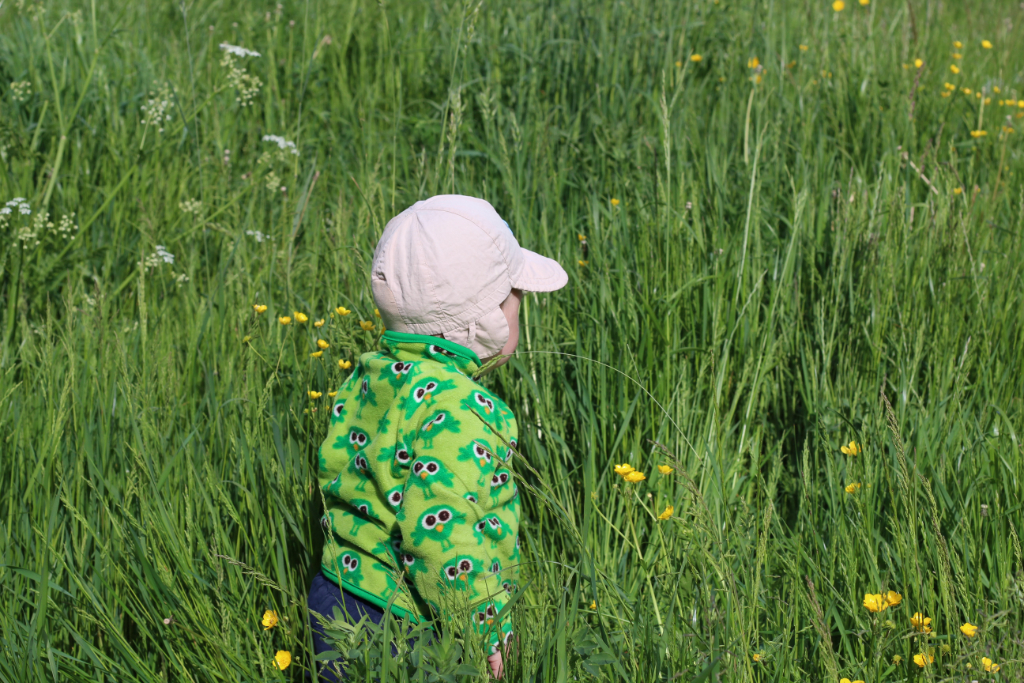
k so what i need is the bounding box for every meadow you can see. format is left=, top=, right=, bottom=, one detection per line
left=1, top=0, right=1023, bottom=680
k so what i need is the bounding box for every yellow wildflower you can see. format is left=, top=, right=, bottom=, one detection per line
left=1002, top=126, right=1015, bottom=134
left=589, top=600, right=596, bottom=609
left=950, top=64, right=960, bottom=74
left=294, top=312, right=308, bottom=323
left=787, top=60, right=797, bottom=69
left=675, top=60, right=682, bottom=68
left=982, top=657, right=1000, bottom=673
left=658, top=505, right=674, bottom=520
left=960, top=622, right=978, bottom=638
left=253, top=304, right=268, bottom=314
left=374, top=308, right=380, bottom=317
left=1020, top=101, right=1024, bottom=108
left=863, top=593, right=887, bottom=613
left=970, top=130, right=987, bottom=138
left=799, top=44, right=809, bottom=51
left=747, top=57, right=760, bottom=69
left=613, top=463, right=635, bottom=476
left=941, top=92, right=952, bottom=98
left=359, top=320, right=375, bottom=331
left=994, top=86, right=1000, bottom=93
left=953, top=40, right=962, bottom=49
left=953, top=53, right=963, bottom=60
left=335, top=306, right=351, bottom=316
left=242, top=335, right=252, bottom=344
left=859, top=0, right=869, bottom=4
left=610, top=197, right=620, bottom=206
left=884, top=590, right=902, bottom=607
left=752, top=654, right=762, bottom=663
left=328, top=391, right=337, bottom=398
left=317, top=339, right=330, bottom=349
left=310, top=351, right=323, bottom=358
left=274, top=651, right=292, bottom=670
left=577, top=233, right=587, bottom=241
left=261, top=610, right=279, bottom=630
left=578, top=260, right=589, bottom=266
left=845, top=482, right=862, bottom=494
left=963, top=88, right=972, bottom=94
left=984, top=97, right=991, bottom=105
left=911, top=612, right=932, bottom=633
left=954, top=187, right=963, bottom=195
left=832, top=0, right=845, bottom=11
left=690, top=54, right=703, bottom=62
left=658, top=465, right=674, bottom=474
left=314, top=318, right=325, bottom=328
left=914, top=58, right=923, bottom=68
left=981, top=40, right=992, bottom=49
left=338, top=359, right=352, bottom=370
left=944, top=82, right=956, bottom=90
left=840, top=440, right=860, bottom=456
left=308, top=391, right=322, bottom=399
left=624, top=471, right=647, bottom=483
left=279, top=316, right=292, bottom=325
left=913, top=653, right=933, bottom=667
left=892, top=655, right=902, bottom=665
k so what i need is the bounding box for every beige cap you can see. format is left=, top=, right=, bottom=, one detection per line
left=371, top=195, right=567, bottom=358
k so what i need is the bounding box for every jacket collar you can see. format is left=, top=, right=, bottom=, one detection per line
left=380, top=331, right=481, bottom=376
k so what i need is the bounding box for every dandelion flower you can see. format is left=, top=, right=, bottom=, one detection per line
left=317, top=339, right=330, bottom=350
left=884, top=590, right=902, bottom=607
left=328, top=391, right=337, bottom=398
left=613, top=463, right=636, bottom=476
left=279, top=316, right=292, bottom=325
left=261, top=610, right=279, bottom=630
left=336, top=306, right=351, bottom=316
left=840, top=441, right=860, bottom=456
left=658, top=505, right=674, bottom=520
left=832, top=0, right=845, bottom=11
left=274, top=650, right=292, bottom=670
left=690, top=54, right=703, bottom=62
left=359, top=320, right=375, bottom=331
left=253, top=304, right=268, bottom=314
left=338, top=359, right=352, bottom=370
left=954, top=187, right=963, bottom=195
left=982, top=657, right=1000, bottom=673
left=314, top=318, right=325, bottom=328
left=658, top=465, right=674, bottom=474
left=981, top=40, right=992, bottom=49
left=962, top=88, right=972, bottom=95
left=294, top=312, right=308, bottom=323
left=993, top=86, right=1000, bottom=93
left=589, top=600, right=597, bottom=609
left=610, top=197, right=620, bottom=206
left=914, top=58, right=923, bottom=68
left=309, top=391, right=322, bottom=399
left=577, top=233, right=587, bottom=241
left=953, top=40, right=962, bottom=49
left=960, top=622, right=978, bottom=637
left=799, top=44, right=809, bottom=51
left=747, top=57, right=760, bottom=69
left=970, top=130, right=987, bottom=138
left=845, top=482, right=862, bottom=494
left=858, top=0, right=868, bottom=4
left=950, top=64, right=960, bottom=74
left=624, top=471, right=647, bottom=483
left=863, top=593, right=887, bottom=613
left=310, top=351, right=323, bottom=358
left=911, top=612, right=932, bottom=633
left=913, top=653, right=933, bottom=667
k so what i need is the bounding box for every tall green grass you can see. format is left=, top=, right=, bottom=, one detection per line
left=1, top=0, right=1022, bottom=680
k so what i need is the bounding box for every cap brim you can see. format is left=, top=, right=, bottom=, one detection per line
left=513, top=249, right=568, bottom=293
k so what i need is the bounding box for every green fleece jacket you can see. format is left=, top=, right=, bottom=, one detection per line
left=317, top=331, right=519, bottom=651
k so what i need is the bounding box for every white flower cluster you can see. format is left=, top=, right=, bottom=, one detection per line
left=55, top=213, right=77, bottom=241
left=262, top=134, right=299, bottom=156
left=264, top=171, right=282, bottom=193
left=179, top=198, right=203, bottom=215
left=219, top=45, right=263, bottom=107
left=245, top=229, right=272, bottom=242
left=1, top=197, right=31, bottom=216
left=219, top=43, right=261, bottom=58
left=144, top=245, right=175, bottom=269
left=174, top=272, right=189, bottom=288
left=10, top=81, right=32, bottom=103
left=141, top=82, right=174, bottom=134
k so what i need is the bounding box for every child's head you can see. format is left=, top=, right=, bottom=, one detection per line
left=371, top=195, right=566, bottom=363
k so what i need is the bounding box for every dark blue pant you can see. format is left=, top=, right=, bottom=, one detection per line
left=307, top=571, right=385, bottom=681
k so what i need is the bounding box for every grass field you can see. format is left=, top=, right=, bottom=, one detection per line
left=2, top=0, right=1024, bottom=680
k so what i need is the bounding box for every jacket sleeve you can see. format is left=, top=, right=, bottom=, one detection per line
left=395, top=384, right=520, bottom=653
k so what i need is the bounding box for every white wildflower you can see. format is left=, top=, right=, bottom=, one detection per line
left=262, top=134, right=299, bottom=156
left=245, top=229, right=271, bottom=242
left=218, top=43, right=261, bottom=58
left=220, top=51, right=263, bottom=106
left=53, top=213, right=78, bottom=241
left=264, top=171, right=281, bottom=192
left=141, top=82, right=174, bottom=134
left=10, top=81, right=32, bottom=103
left=144, top=245, right=175, bottom=269
left=174, top=272, right=190, bottom=287
left=179, top=198, right=203, bottom=215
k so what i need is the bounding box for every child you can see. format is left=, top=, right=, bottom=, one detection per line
left=308, top=195, right=567, bottom=679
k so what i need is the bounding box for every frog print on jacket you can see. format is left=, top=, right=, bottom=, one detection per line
left=317, top=331, right=518, bottom=652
